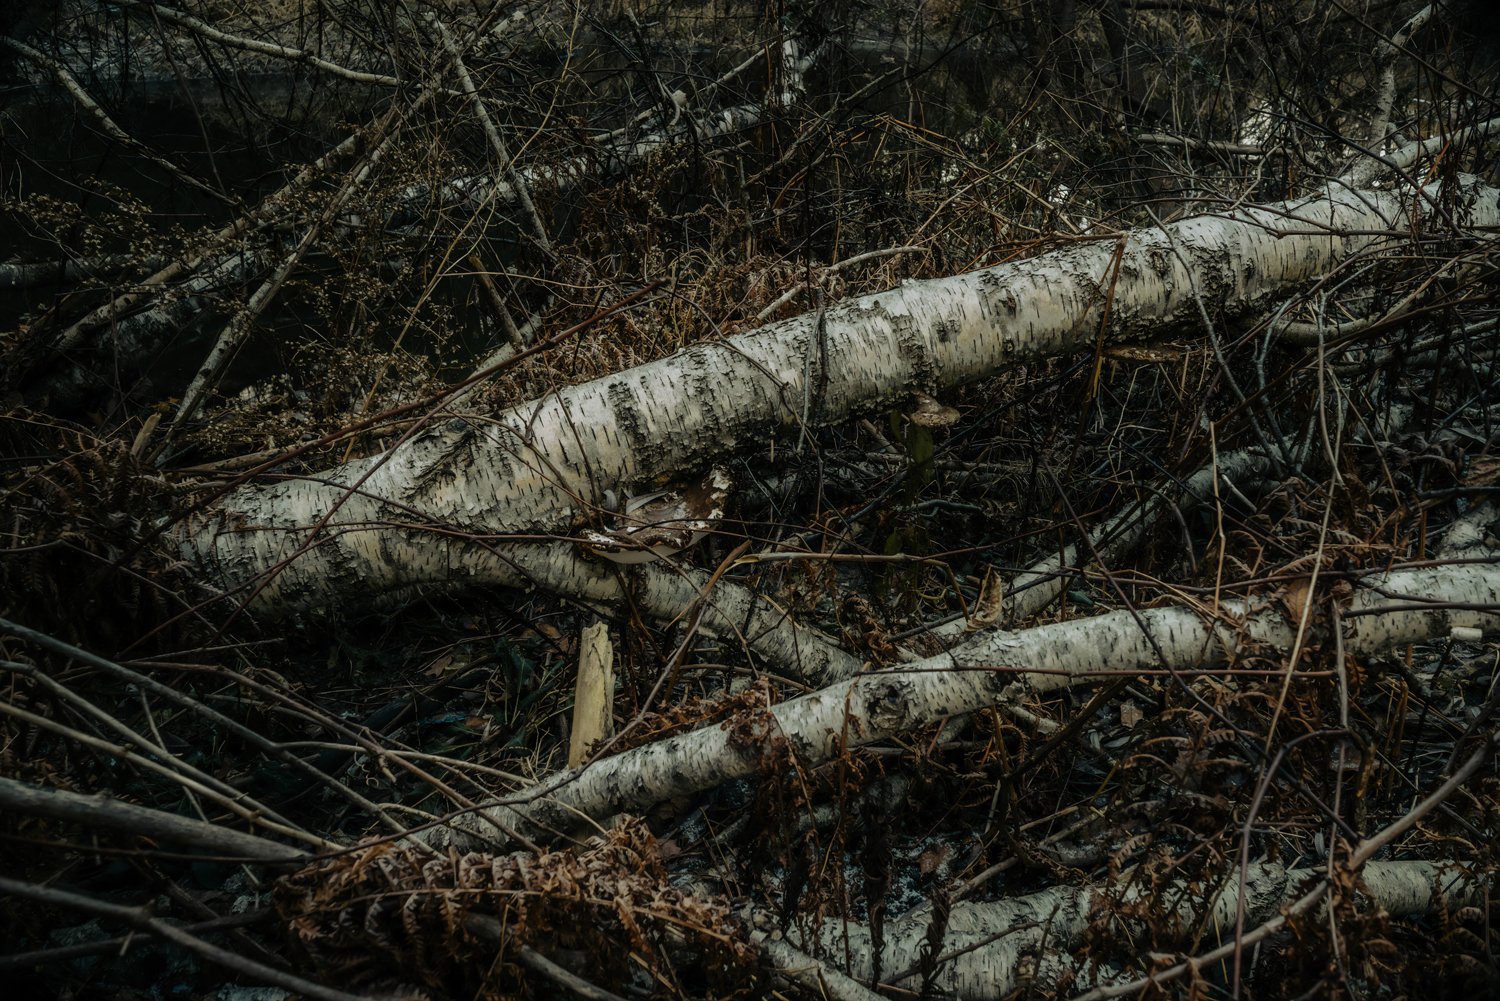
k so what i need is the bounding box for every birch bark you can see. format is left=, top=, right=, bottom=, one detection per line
left=179, top=177, right=1500, bottom=616
left=420, top=562, right=1500, bottom=851
left=811, top=860, right=1482, bottom=1000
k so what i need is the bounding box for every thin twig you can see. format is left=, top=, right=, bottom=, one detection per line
left=0, top=876, right=377, bottom=1001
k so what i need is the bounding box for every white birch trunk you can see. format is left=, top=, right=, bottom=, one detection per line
left=420, top=562, right=1500, bottom=851
left=0, top=254, right=151, bottom=291
left=811, top=860, right=1481, bottom=999
left=38, top=40, right=818, bottom=408
left=179, top=177, right=1500, bottom=616
left=417, top=42, right=820, bottom=214
left=44, top=247, right=269, bottom=408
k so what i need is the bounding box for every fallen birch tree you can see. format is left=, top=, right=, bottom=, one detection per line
left=177, top=169, right=1500, bottom=617
left=25, top=14, right=822, bottom=412
left=6, top=3, right=1500, bottom=999
left=420, top=561, right=1500, bottom=851
left=809, top=859, right=1487, bottom=999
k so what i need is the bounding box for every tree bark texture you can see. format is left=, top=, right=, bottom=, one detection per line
left=811, top=860, right=1482, bottom=1000
left=421, top=562, right=1500, bottom=851
left=178, top=177, right=1500, bottom=617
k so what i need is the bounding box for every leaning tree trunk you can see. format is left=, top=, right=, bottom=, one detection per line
left=178, top=174, right=1500, bottom=615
